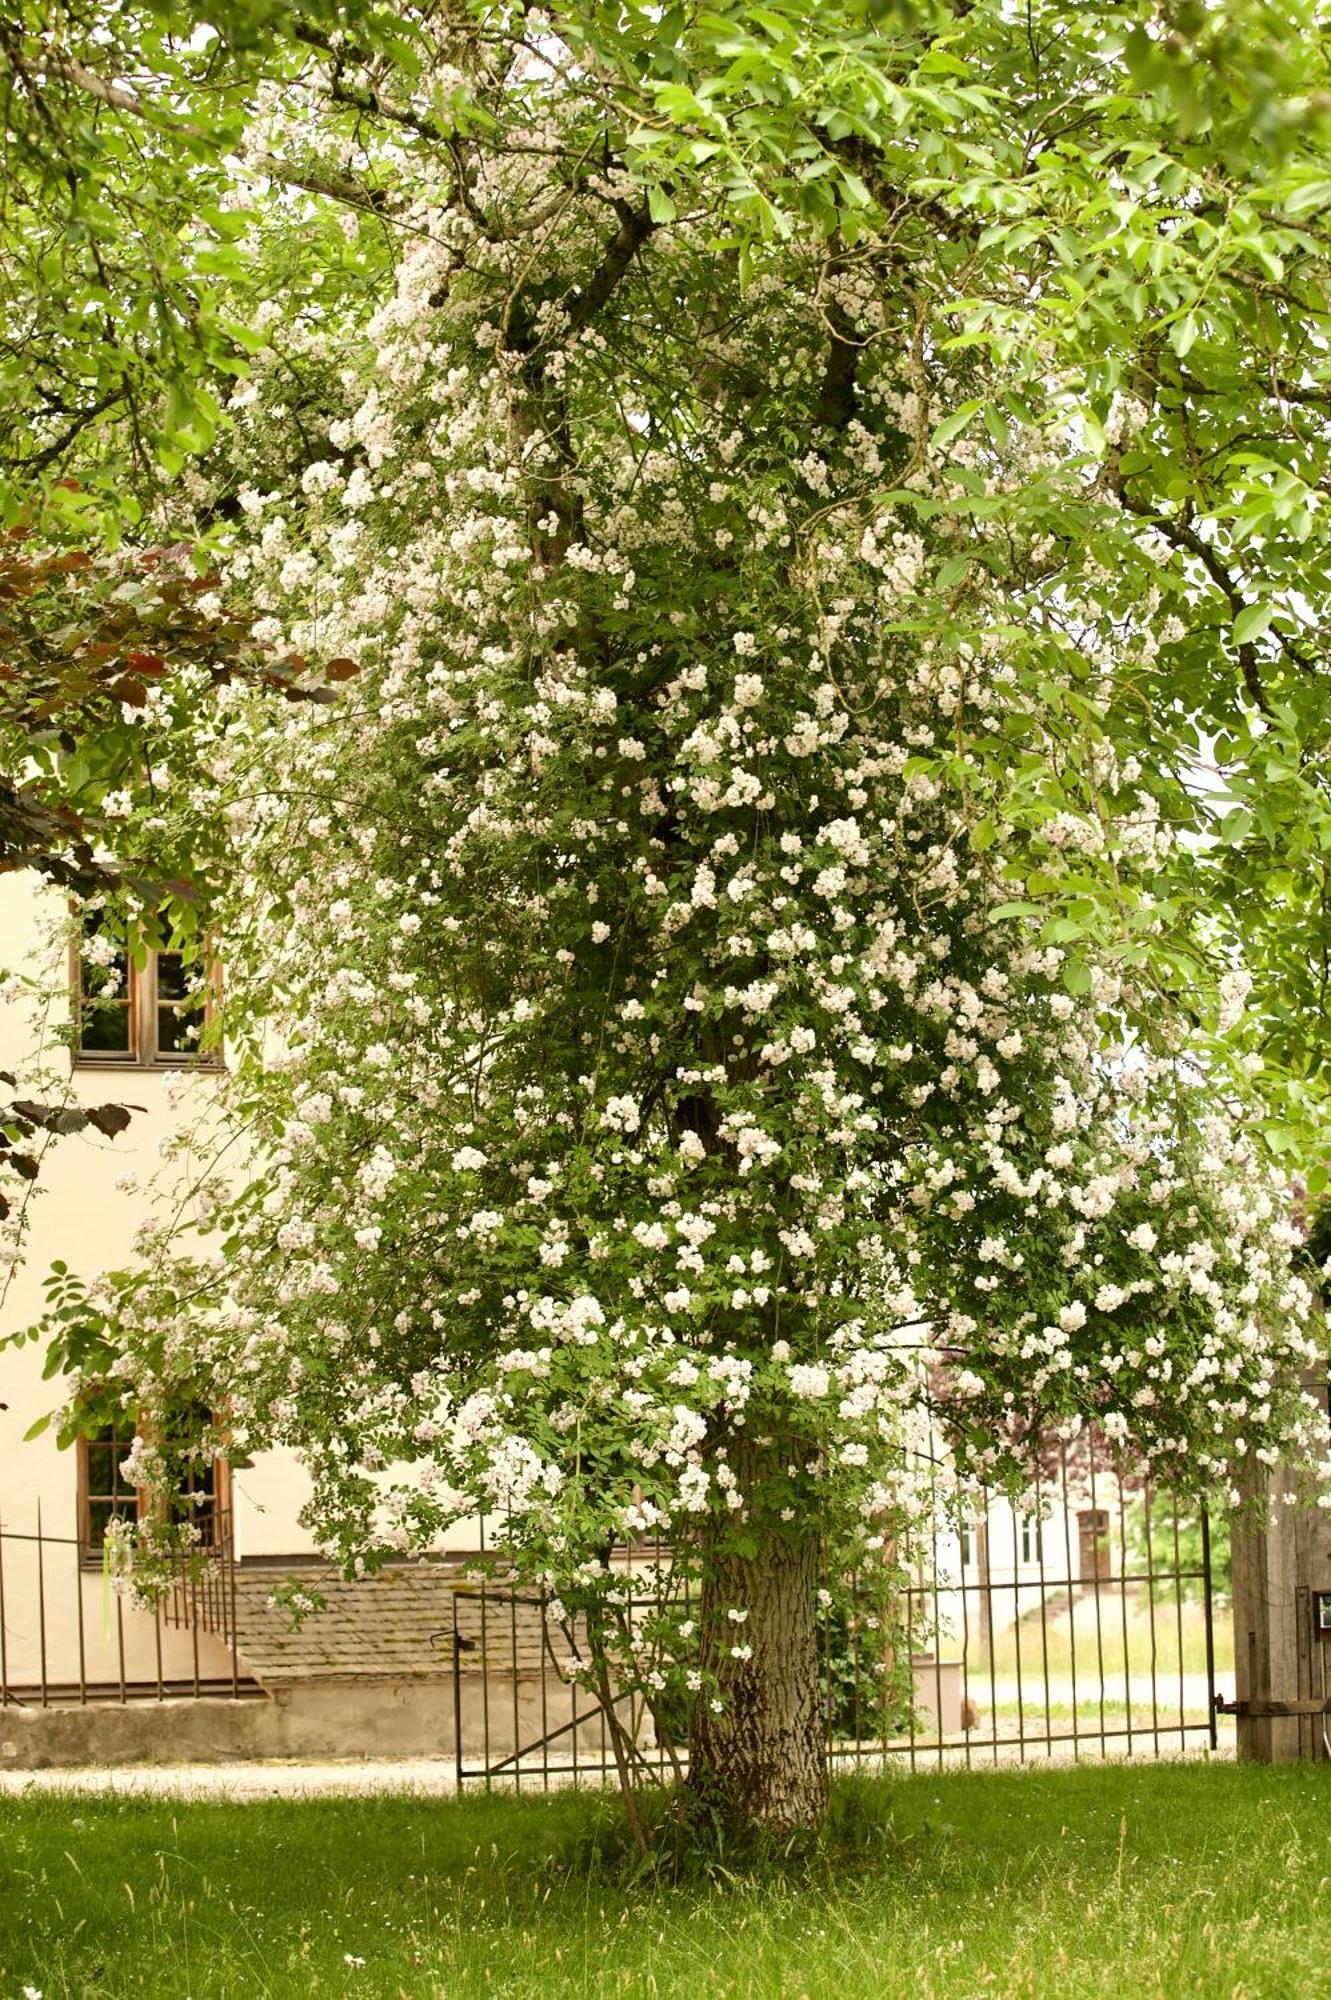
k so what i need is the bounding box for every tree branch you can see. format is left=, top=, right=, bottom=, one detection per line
left=23, top=387, right=124, bottom=474
left=1111, top=482, right=1272, bottom=714
left=566, top=196, right=657, bottom=340
left=34, top=53, right=400, bottom=222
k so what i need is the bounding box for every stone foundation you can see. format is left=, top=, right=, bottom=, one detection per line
left=0, top=1673, right=618, bottom=1771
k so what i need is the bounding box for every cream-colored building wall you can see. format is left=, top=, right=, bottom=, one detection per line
left=0, top=872, right=480, bottom=1621
left=0, top=870, right=317, bottom=1563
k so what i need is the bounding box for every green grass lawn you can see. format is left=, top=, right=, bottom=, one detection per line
left=981, top=1589, right=1227, bottom=1681
left=3, top=1761, right=1328, bottom=1998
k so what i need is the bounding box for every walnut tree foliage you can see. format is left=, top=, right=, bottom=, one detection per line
left=6, top=0, right=1331, bottom=1153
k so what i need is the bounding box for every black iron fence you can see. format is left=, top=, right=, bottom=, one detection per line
left=0, top=1444, right=1224, bottom=1769
left=454, top=1444, right=1224, bottom=1791
left=0, top=1506, right=252, bottom=1706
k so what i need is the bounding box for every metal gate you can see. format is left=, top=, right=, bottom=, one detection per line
left=454, top=1441, right=1222, bottom=1791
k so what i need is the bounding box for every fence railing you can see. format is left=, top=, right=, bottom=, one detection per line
left=0, top=1506, right=252, bottom=1706
left=0, top=1443, right=1225, bottom=1764
left=454, top=1444, right=1225, bottom=1790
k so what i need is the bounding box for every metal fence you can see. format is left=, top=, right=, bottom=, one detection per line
left=0, top=1507, right=252, bottom=1706
left=454, top=1443, right=1223, bottom=1791
left=0, top=1445, right=1223, bottom=1769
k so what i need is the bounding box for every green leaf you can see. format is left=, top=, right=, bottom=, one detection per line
left=1232, top=603, right=1274, bottom=647
left=1169, top=313, right=1201, bottom=358
left=930, top=402, right=982, bottom=450
left=1281, top=179, right=1331, bottom=218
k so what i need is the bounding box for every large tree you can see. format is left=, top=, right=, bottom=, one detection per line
left=24, top=0, right=1331, bottom=1843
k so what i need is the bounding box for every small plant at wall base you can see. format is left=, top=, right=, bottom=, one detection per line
left=16, top=0, right=1331, bottom=1851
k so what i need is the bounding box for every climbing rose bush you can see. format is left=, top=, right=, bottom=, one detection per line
left=74, top=282, right=1328, bottom=1555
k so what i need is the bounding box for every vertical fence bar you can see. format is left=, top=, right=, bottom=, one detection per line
left=958, top=1510, right=973, bottom=1770
left=1201, top=1508, right=1218, bottom=1753
left=1013, top=1504, right=1026, bottom=1764
left=539, top=1586, right=551, bottom=1795
left=819, top=1536, right=831, bottom=1772
left=905, top=1538, right=918, bottom=1773
left=1171, top=1496, right=1187, bottom=1749
left=116, top=1588, right=127, bottom=1703
left=1060, top=1445, right=1081, bottom=1762
left=687, top=1557, right=696, bottom=1780
left=935, top=1568, right=946, bottom=1770
left=1143, top=1482, right=1162, bottom=1756
left=0, top=1513, right=9, bottom=1706
left=509, top=1573, right=521, bottom=1792
left=852, top=1563, right=864, bottom=1764
left=480, top=1525, right=492, bottom=1791
left=154, top=1597, right=164, bottom=1701
left=452, top=1586, right=465, bottom=1788
left=597, top=1602, right=608, bottom=1787
left=570, top=1598, right=583, bottom=1791
left=1087, top=1438, right=1108, bottom=1758
left=189, top=1567, right=201, bottom=1697
left=871, top=1558, right=883, bottom=1771
left=982, top=1492, right=998, bottom=1768
left=1117, top=1472, right=1134, bottom=1759
left=591, top=1568, right=607, bottom=1792
left=74, top=1532, right=88, bottom=1706
left=228, top=1523, right=241, bottom=1698
left=928, top=1500, right=944, bottom=1771
left=878, top=1539, right=889, bottom=1778
left=1035, top=1468, right=1053, bottom=1760
left=36, top=1503, right=48, bottom=1709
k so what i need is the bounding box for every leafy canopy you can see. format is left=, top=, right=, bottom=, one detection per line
left=7, top=1, right=1331, bottom=1154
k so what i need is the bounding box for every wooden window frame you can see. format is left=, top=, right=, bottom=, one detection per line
left=76, top=1421, right=230, bottom=1563
left=70, top=925, right=223, bottom=1072
left=76, top=1419, right=140, bottom=1556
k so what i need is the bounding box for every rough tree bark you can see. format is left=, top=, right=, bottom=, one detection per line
left=688, top=1444, right=828, bottom=1837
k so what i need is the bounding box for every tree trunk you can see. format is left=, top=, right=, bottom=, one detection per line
left=688, top=1499, right=828, bottom=1838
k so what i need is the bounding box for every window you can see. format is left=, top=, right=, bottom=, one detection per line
left=159, top=1404, right=227, bottom=1548
left=77, top=1410, right=228, bottom=1559
left=1019, top=1515, right=1043, bottom=1565
left=78, top=1420, right=139, bottom=1551
left=960, top=1525, right=976, bottom=1570
left=72, top=915, right=220, bottom=1068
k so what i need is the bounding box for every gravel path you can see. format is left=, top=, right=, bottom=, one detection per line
left=0, top=1757, right=462, bottom=1799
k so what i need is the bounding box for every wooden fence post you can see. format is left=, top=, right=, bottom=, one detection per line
left=1231, top=1371, right=1331, bottom=1763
